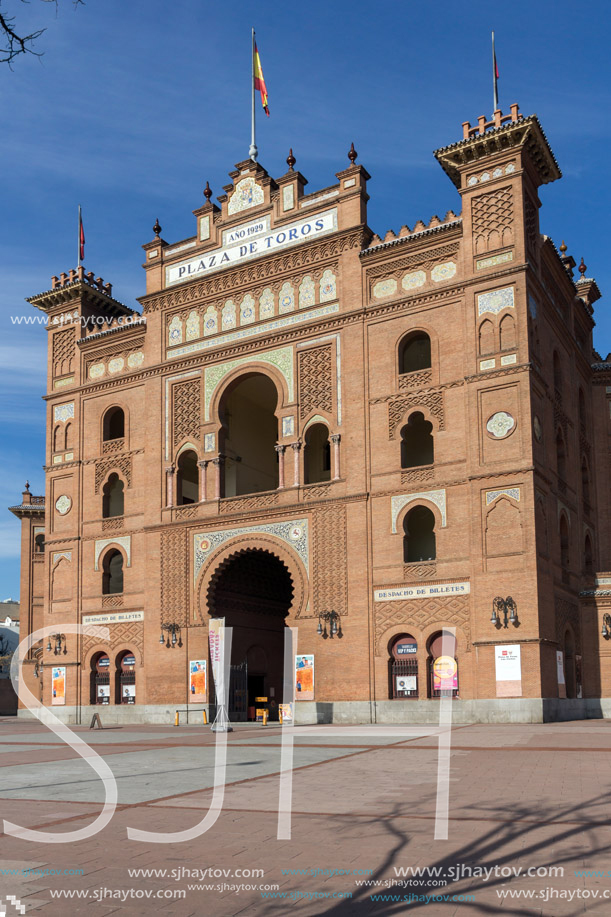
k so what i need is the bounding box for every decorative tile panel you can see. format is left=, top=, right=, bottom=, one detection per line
left=279, top=282, right=295, bottom=314
left=108, top=357, right=125, bottom=375
left=391, top=490, right=447, bottom=533
left=259, top=288, right=274, bottom=320
left=479, top=359, right=495, bottom=371
left=299, top=276, right=315, bottom=309
left=55, top=495, right=72, bottom=515
left=127, top=351, right=144, bottom=369
left=52, top=551, right=72, bottom=563
left=486, top=487, right=520, bottom=505
left=95, top=535, right=132, bottom=570
left=500, top=354, right=517, bottom=365
left=227, top=176, right=264, bottom=214
left=203, top=305, right=218, bottom=336
left=431, top=261, right=457, bottom=282
left=477, top=286, right=515, bottom=315
left=54, top=402, right=74, bottom=423
left=186, top=310, right=200, bottom=340
left=373, top=278, right=397, bottom=299
left=222, top=300, right=236, bottom=330
left=204, top=346, right=294, bottom=420
left=168, top=315, right=183, bottom=345
left=282, top=416, right=295, bottom=437
left=194, top=518, right=309, bottom=582
left=204, top=432, right=216, bottom=453
left=89, top=363, right=105, bottom=379
left=402, top=270, right=426, bottom=290
left=476, top=251, right=513, bottom=270
left=240, top=293, right=256, bottom=324
left=319, top=269, right=337, bottom=302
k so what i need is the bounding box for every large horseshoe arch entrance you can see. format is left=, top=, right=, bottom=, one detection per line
left=207, top=548, right=294, bottom=721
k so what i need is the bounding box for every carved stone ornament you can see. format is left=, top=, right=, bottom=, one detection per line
left=486, top=411, right=516, bottom=438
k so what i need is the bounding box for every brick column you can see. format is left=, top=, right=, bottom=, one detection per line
left=275, top=444, right=286, bottom=489
left=165, top=465, right=175, bottom=507
left=330, top=433, right=341, bottom=481
left=212, top=455, right=224, bottom=500
left=291, top=442, right=302, bottom=487
left=197, top=460, right=209, bottom=502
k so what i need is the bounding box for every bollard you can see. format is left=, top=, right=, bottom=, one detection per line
left=262, top=709, right=268, bottom=726
left=174, top=711, right=179, bottom=726
left=202, top=710, right=208, bottom=725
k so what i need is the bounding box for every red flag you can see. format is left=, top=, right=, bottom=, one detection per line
left=254, top=43, right=269, bottom=116
left=79, top=207, right=85, bottom=262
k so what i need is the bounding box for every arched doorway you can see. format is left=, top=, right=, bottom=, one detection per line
left=116, top=650, right=136, bottom=705
left=207, top=549, right=293, bottom=720
left=91, top=652, right=111, bottom=705
left=219, top=373, right=279, bottom=497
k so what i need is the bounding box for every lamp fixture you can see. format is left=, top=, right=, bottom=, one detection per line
left=490, top=596, right=519, bottom=629
left=46, top=633, right=67, bottom=655
left=316, top=610, right=343, bottom=640
left=159, top=623, right=182, bottom=648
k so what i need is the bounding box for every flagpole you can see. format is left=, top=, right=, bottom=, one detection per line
left=249, top=27, right=258, bottom=162
left=492, top=31, right=499, bottom=112
left=78, top=204, right=81, bottom=268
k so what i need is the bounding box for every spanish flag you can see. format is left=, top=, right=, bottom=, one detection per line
left=254, top=42, right=269, bottom=116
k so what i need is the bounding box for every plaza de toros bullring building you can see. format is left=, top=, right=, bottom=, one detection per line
left=11, top=104, right=611, bottom=724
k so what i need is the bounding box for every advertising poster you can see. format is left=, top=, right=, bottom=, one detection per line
left=495, top=644, right=522, bottom=697
left=189, top=659, right=207, bottom=702
left=122, top=685, right=136, bottom=704
left=97, top=684, right=110, bottom=704
left=51, top=666, right=66, bottom=706
left=433, top=655, right=457, bottom=692
left=396, top=675, right=417, bottom=694
left=209, top=618, right=225, bottom=703
left=279, top=703, right=293, bottom=724
left=295, top=654, right=314, bottom=701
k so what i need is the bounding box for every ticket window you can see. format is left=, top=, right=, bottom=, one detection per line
left=390, top=635, right=419, bottom=699
left=94, top=654, right=111, bottom=705
left=118, top=651, right=136, bottom=704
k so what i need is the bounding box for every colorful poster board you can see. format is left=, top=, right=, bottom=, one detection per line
left=295, top=655, right=314, bottom=701
left=189, top=660, right=207, bottom=702
left=279, top=703, right=293, bottom=724
left=52, top=666, right=66, bottom=705
left=495, top=645, right=522, bottom=697
left=433, top=655, right=457, bottom=692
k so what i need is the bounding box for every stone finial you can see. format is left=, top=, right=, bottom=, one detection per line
left=560, top=240, right=567, bottom=254
left=153, top=218, right=162, bottom=238
left=286, top=148, right=296, bottom=171
left=579, top=257, right=587, bottom=277
left=348, top=142, right=357, bottom=164
left=24, top=481, right=30, bottom=492
left=203, top=181, right=212, bottom=201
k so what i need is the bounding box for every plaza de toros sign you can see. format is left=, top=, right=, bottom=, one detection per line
left=165, top=208, right=337, bottom=286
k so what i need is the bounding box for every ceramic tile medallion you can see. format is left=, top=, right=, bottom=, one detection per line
left=486, top=411, right=516, bottom=438
left=402, top=270, right=426, bottom=290
left=373, top=278, right=397, bottom=299
left=299, top=276, right=316, bottom=309
left=222, top=300, right=236, bottom=330
left=194, top=518, right=309, bottom=582
left=204, top=432, right=216, bottom=453
left=127, top=351, right=144, bottom=369
left=54, top=402, right=74, bottom=423
left=108, top=357, right=125, bottom=375
left=468, top=175, right=478, bottom=186
left=279, top=282, right=295, bottom=313
left=259, top=288, right=275, bottom=320
left=228, top=177, right=264, bottom=215
left=319, top=269, right=337, bottom=302
left=186, top=310, right=200, bottom=341
left=478, top=287, right=515, bottom=316
left=55, top=495, right=72, bottom=515
left=203, top=306, right=218, bottom=336
left=480, top=172, right=491, bottom=182
left=505, top=163, right=516, bottom=173
left=282, top=416, right=295, bottom=437
left=89, top=363, right=105, bottom=379
left=431, top=262, right=457, bottom=282
left=168, top=315, right=183, bottom=345
left=493, top=167, right=503, bottom=178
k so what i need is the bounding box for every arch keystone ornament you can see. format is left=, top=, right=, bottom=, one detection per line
left=486, top=411, right=516, bottom=438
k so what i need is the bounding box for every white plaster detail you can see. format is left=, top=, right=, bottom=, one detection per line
left=240, top=293, right=256, bottom=324
left=391, top=490, right=447, bottom=533
left=486, top=487, right=520, bottom=505
left=168, top=315, right=183, bottom=345
left=52, top=551, right=72, bottom=563
left=343, top=178, right=356, bottom=188
left=259, top=288, right=274, bottom=320
left=148, top=249, right=159, bottom=259
left=94, top=535, right=132, bottom=570
left=476, top=251, right=513, bottom=270
left=299, top=276, right=315, bottom=310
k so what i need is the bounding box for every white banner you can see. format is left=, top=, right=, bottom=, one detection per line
left=166, top=209, right=337, bottom=286
left=495, top=645, right=521, bottom=681
left=209, top=618, right=225, bottom=704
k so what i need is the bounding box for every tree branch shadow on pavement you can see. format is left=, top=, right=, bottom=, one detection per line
left=258, top=791, right=611, bottom=917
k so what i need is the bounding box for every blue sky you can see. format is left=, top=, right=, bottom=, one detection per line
left=1, top=0, right=610, bottom=599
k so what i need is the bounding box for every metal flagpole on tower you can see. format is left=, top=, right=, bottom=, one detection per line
left=249, top=28, right=258, bottom=161
left=77, top=204, right=82, bottom=268
left=492, top=31, right=499, bottom=112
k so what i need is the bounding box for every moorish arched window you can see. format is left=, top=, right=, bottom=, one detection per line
left=176, top=450, right=199, bottom=505
left=103, top=407, right=125, bottom=442
left=102, top=550, right=124, bottom=595
left=102, top=473, right=124, bottom=518
left=399, top=332, right=431, bottom=375
left=400, top=412, right=434, bottom=468
left=303, top=423, right=331, bottom=484
left=403, top=505, right=436, bottom=563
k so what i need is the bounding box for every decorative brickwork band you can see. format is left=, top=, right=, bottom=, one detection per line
left=172, top=378, right=201, bottom=452
left=298, top=344, right=334, bottom=420
left=161, top=529, right=188, bottom=628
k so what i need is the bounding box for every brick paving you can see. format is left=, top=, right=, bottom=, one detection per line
left=1, top=718, right=611, bottom=915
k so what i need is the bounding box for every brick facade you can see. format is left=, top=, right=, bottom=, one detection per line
left=10, top=105, right=611, bottom=723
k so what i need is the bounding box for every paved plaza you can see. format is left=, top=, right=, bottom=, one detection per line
left=1, top=718, right=611, bottom=915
